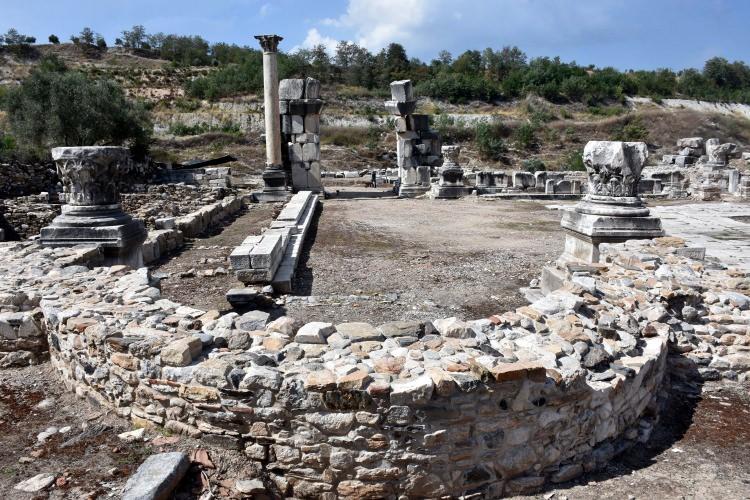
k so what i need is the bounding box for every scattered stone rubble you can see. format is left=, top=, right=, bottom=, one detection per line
left=642, top=136, right=746, bottom=199
left=279, top=77, right=324, bottom=192
left=3, top=223, right=749, bottom=496
left=0, top=159, right=58, bottom=198
left=385, top=80, right=443, bottom=197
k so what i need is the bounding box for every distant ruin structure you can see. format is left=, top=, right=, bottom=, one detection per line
left=254, top=34, right=289, bottom=202
left=385, top=80, right=443, bottom=197
left=39, top=146, right=147, bottom=266
left=279, top=77, right=324, bottom=193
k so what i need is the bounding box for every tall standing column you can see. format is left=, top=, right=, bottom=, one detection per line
left=254, top=34, right=289, bottom=202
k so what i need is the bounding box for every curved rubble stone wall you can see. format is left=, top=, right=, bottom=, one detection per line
left=1, top=235, right=749, bottom=497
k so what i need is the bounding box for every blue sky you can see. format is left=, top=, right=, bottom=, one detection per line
left=2, top=0, right=749, bottom=71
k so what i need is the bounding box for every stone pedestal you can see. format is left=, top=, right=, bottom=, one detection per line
left=40, top=146, right=146, bottom=267
left=431, top=145, right=471, bottom=198
left=255, top=34, right=290, bottom=203
left=559, top=141, right=663, bottom=264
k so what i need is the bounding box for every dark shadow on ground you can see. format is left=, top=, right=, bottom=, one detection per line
left=291, top=202, right=323, bottom=296
left=529, top=357, right=704, bottom=496
left=326, top=188, right=398, bottom=200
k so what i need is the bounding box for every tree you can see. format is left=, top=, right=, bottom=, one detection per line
left=77, top=27, right=96, bottom=45
left=48, top=34, right=60, bottom=44
left=96, top=36, right=107, bottom=50
left=121, top=25, right=147, bottom=49
left=3, top=61, right=152, bottom=159
left=1, top=28, right=37, bottom=58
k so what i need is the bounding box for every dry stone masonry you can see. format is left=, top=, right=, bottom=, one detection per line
left=2, top=233, right=749, bottom=496
left=385, top=80, right=443, bottom=197
left=279, top=77, right=324, bottom=193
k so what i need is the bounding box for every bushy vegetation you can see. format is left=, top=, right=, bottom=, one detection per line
left=2, top=55, right=151, bottom=159
left=611, top=116, right=650, bottom=142
left=168, top=120, right=240, bottom=136
left=475, top=121, right=508, bottom=160
left=561, top=149, right=586, bottom=171
left=522, top=158, right=546, bottom=173
left=0, top=28, right=37, bottom=57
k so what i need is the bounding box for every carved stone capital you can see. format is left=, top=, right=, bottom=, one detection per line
left=254, top=34, right=283, bottom=53
left=441, top=145, right=460, bottom=167
left=582, top=141, right=647, bottom=199
left=51, top=146, right=131, bottom=206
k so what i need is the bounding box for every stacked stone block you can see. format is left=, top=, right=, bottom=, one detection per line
left=279, top=78, right=324, bottom=193
left=661, top=137, right=705, bottom=166
left=384, top=80, right=443, bottom=197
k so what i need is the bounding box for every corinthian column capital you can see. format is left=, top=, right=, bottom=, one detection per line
left=254, top=34, right=283, bottom=53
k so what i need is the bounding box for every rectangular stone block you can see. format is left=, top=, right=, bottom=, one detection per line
left=304, top=115, right=320, bottom=134
left=279, top=79, right=305, bottom=100
left=279, top=100, right=290, bottom=115
left=288, top=142, right=304, bottom=162
left=295, top=133, right=319, bottom=144
left=230, top=245, right=255, bottom=270
left=410, top=114, right=429, bottom=131
left=302, top=143, right=320, bottom=162
left=390, top=80, right=413, bottom=102
left=384, top=100, right=416, bottom=116
left=249, top=234, right=282, bottom=269
left=281, top=115, right=293, bottom=135
left=304, top=99, right=324, bottom=114
left=395, top=117, right=408, bottom=132
left=305, top=77, right=321, bottom=99
left=291, top=115, right=304, bottom=134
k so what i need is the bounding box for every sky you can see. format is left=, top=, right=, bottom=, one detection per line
left=2, top=0, right=749, bottom=71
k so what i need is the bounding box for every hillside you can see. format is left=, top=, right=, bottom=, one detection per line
left=2, top=45, right=750, bottom=175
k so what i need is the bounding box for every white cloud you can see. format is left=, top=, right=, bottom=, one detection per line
left=324, top=0, right=427, bottom=50
left=259, top=3, right=271, bottom=17
left=291, top=28, right=339, bottom=54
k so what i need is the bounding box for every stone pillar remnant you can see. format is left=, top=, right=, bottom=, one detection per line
left=385, top=80, right=442, bottom=197
left=279, top=77, right=324, bottom=192
left=431, top=145, right=470, bottom=198
left=40, top=146, right=147, bottom=266
left=254, top=34, right=289, bottom=202
left=559, top=141, right=663, bottom=263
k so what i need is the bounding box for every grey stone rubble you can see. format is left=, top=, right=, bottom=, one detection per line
left=229, top=190, right=318, bottom=295
left=279, top=77, right=324, bottom=193
left=0, top=159, right=58, bottom=198
left=4, top=227, right=750, bottom=496
left=156, top=165, right=232, bottom=188
left=385, top=80, right=443, bottom=197
left=642, top=136, right=746, bottom=199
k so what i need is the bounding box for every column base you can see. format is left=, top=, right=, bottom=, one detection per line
left=430, top=184, right=471, bottom=199
left=40, top=205, right=147, bottom=267
left=399, top=184, right=430, bottom=198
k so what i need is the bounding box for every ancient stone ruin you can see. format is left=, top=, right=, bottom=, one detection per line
left=385, top=80, right=443, bottom=197
left=39, top=146, right=147, bottom=267
left=279, top=77, right=324, bottom=193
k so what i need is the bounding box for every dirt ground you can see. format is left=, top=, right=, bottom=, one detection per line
left=0, top=362, right=748, bottom=498
left=284, top=187, right=568, bottom=324
left=153, top=203, right=278, bottom=313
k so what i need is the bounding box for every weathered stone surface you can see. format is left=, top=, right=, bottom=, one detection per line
left=295, top=322, right=335, bottom=344
left=121, top=452, right=189, bottom=500
left=235, top=310, right=270, bottom=331
left=14, top=473, right=56, bottom=493
left=390, top=375, right=434, bottom=405
left=335, top=322, right=384, bottom=342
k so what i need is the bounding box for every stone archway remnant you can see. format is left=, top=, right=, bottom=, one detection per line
left=384, top=80, right=443, bottom=197
left=254, top=34, right=289, bottom=203
left=39, top=146, right=146, bottom=267
left=559, top=141, right=664, bottom=264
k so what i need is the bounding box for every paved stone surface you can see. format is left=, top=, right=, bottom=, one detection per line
left=651, top=203, right=750, bottom=270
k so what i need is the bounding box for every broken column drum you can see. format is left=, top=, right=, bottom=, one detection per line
left=40, top=146, right=146, bottom=266
left=254, top=34, right=288, bottom=202
left=560, top=141, right=663, bottom=263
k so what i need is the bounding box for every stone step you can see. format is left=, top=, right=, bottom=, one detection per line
left=272, top=194, right=318, bottom=293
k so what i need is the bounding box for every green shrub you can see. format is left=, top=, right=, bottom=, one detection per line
left=475, top=122, right=508, bottom=160
left=611, top=116, right=649, bottom=142
left=416, top=73, right=501, bottom=104
left=522, top=159, right=546, bottom=173
left=168, top=120, right=240, bottom=136
left=513, top=122, right=538, bottom=150
left=431, top=114, right=474, bottom=143
left=320, top=126, right=369, bottom=146
left=561, top=149, right=586, bottom=171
